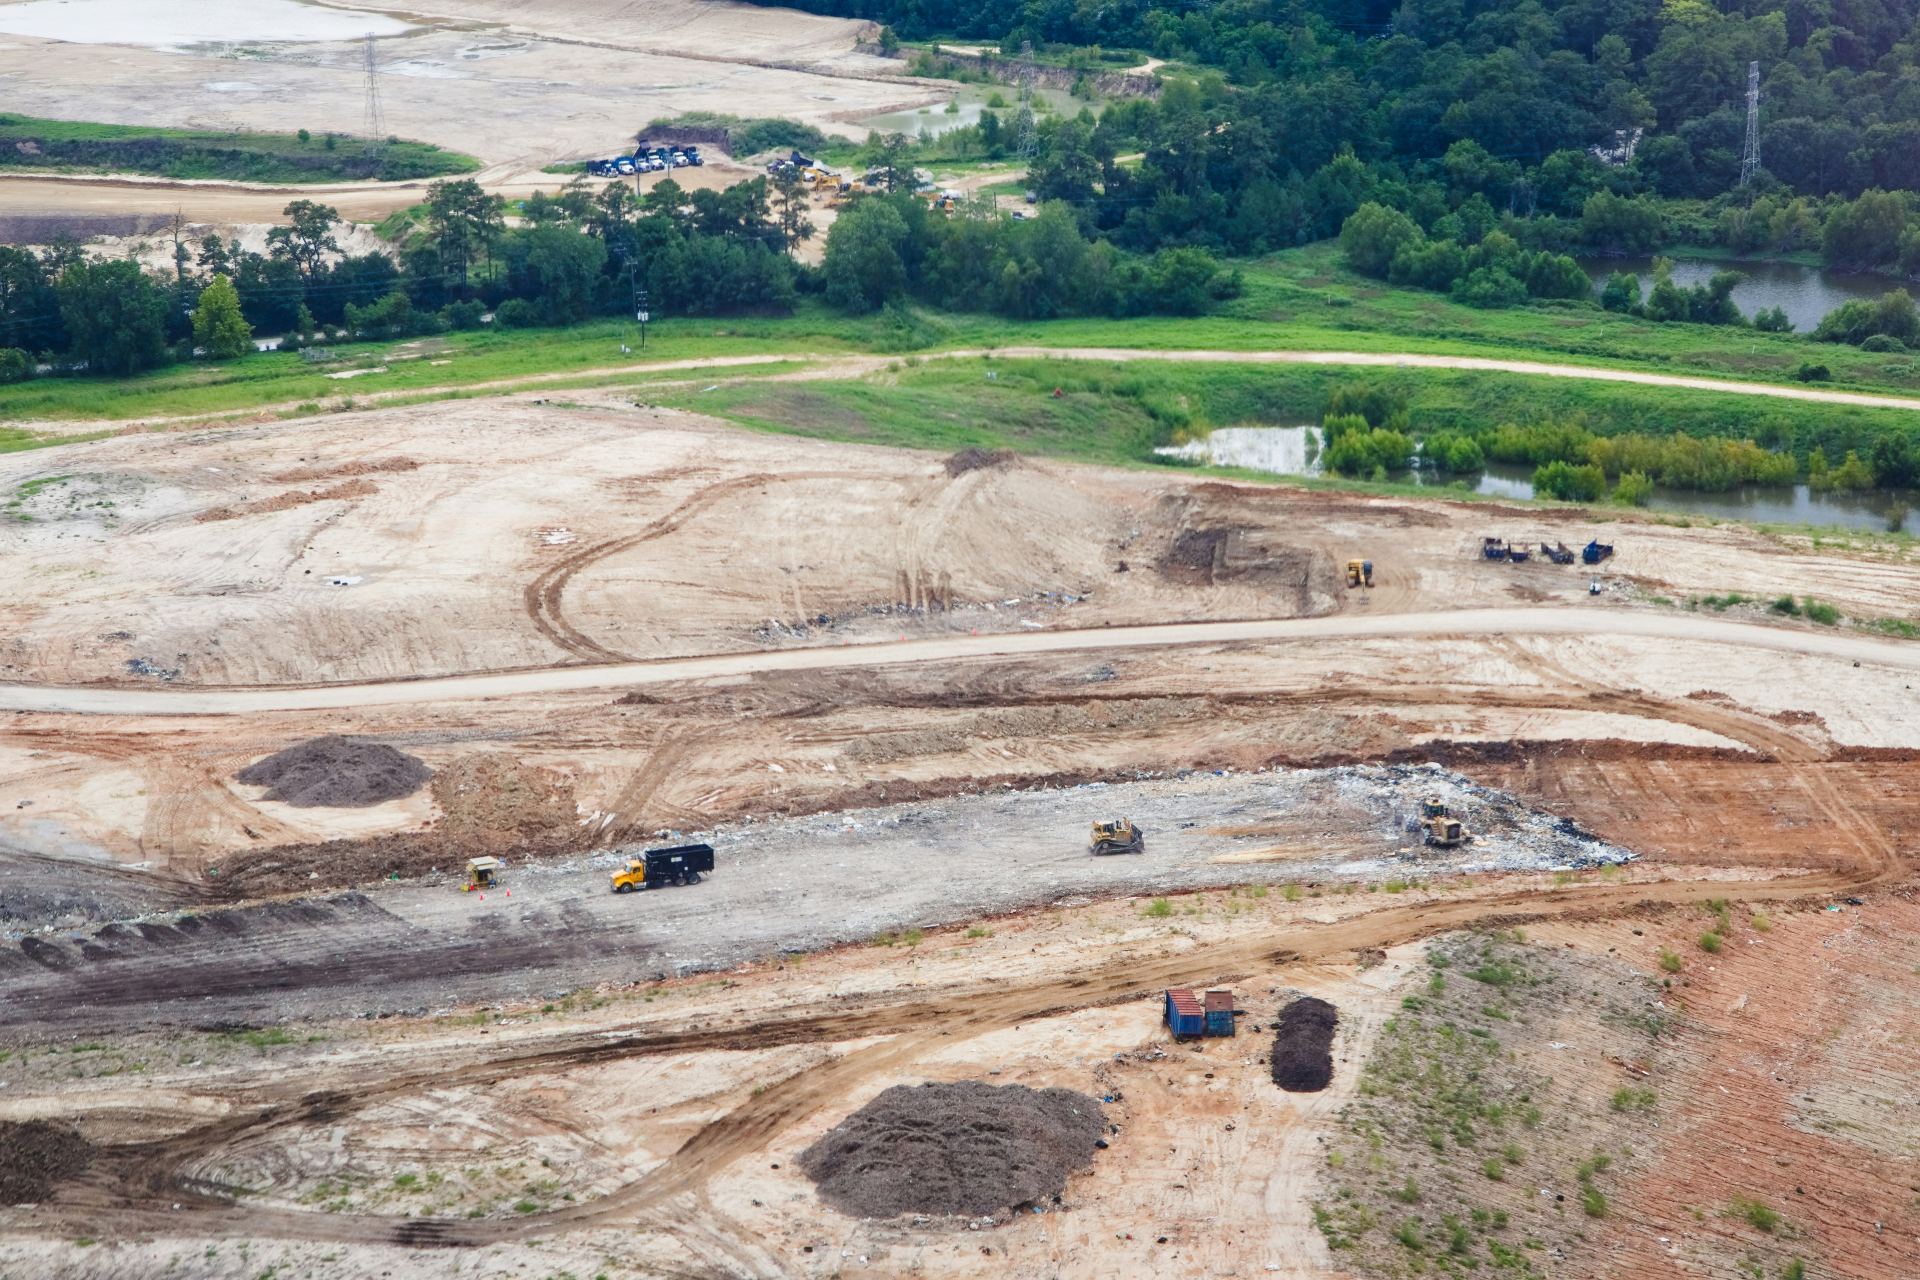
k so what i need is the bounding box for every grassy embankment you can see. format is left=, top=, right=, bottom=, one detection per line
left=0, top=114, right=479, bottom=183
left=651, top=355, right=1920, bottom=475
left=5, top=244, right=1920, bottom=433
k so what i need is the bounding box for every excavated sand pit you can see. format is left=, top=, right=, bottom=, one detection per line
left=0, top=1120, right=93, bottom=1202
left=1271, top=995, right=1338, bottom=1092
left=235, top=736, right=431, bottom=808
left=800, top=1081, right=1106, bottom=1219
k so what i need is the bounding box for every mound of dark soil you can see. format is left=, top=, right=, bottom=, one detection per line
left=0, top=1120, right=94, bottom=1202
left=800, top=1080, right=1105, bottom=1219
left=236, top=735, right=432, bottom=808
left=1272, top=996, right=1338, bottom=1092
left=944, top=447, right=1017, bottom=477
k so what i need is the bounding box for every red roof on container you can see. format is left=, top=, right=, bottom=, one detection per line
left=1166, top=987, right=1202, bottom=1016
left=1203, top=990, right=1234, bottom=1013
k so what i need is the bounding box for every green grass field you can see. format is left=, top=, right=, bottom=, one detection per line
left=0, top=114, right=478, bottom=183
left=1219, top=245, right=1920, bottom=393
left=8, top=241, right=1920, bottom=439
left=650, top=355, right=1919, bottom=471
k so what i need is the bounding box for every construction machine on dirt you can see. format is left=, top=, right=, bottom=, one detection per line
left=1419, top=797, right=1467, bottom=849
left=462, top=857, right=502, bottom=892
left=612, top=843, right=715, bottom=892
left=1090, top=818, right=1145, bottom=855
left=1345, top=559, right=1374, bottom=588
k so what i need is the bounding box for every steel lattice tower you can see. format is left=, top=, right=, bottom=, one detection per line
left=1739, top=60, right=1761, bottom=186
left=1015, top=41, right=1039, bottom=164
left=363, top=32, right=386, bottom=152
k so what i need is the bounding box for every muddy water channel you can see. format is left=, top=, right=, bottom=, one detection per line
left=1159, top=426, right=1916, bottom=533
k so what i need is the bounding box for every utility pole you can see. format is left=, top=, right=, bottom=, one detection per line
left=362, top=32, right=386, bottom=159
left=614, top=237, right=648, bottom=351
left=1739, top=60, right=1761, bottom=188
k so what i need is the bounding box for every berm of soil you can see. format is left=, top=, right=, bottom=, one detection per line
left=799, top=1080, right=1105, bottom=1218
left=235, top=735, right=432, bottom=808
left=0, top=1120, right=94, bottom=1202
left=1272, top=995, right=1338, bottom=1091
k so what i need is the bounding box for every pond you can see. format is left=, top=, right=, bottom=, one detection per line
left=1157, top=426, right=1916, bottom=533
left=0, top=0, right=412, bottom=46
left=1574, top=255, right=1894, bottom=334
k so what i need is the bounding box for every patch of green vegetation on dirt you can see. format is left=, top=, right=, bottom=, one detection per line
left=1313, top=935, right=1673, bottom=1277
left=0, top=114, right=478, bottom=183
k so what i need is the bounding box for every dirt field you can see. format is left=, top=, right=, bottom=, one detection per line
left=0, top=0, right=932, bottom=228
left=2, top=397, right=1918, bottom=1278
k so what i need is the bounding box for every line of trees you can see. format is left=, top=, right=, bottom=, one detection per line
left=820, top=194, right=1230, bottom=318
left=1312, top=380, right=1918, bottom=494
left=0, top=176, right=810, bottom=379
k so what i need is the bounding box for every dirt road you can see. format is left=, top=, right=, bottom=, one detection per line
left=7, top=607, right=1916, bottom=715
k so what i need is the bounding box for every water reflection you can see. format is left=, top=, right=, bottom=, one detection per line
left=1574, top=256, right=1893, bottom=334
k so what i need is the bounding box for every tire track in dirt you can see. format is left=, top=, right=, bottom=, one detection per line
left=522, top=474, right=775, bottom=662
left=522, top=470, right=860, bottom=663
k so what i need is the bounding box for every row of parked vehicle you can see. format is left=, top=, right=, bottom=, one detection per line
left=587, top=143, right=703, bottom=178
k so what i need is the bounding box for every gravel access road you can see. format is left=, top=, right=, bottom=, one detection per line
left=6, top=607, right=1919, bottom=715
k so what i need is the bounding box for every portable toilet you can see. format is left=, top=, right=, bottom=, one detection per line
left=1204, top=990, right=1236, bottom=1037
left=1164, top=987, right=1205, bottom=1039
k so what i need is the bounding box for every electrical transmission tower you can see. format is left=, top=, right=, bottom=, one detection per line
left=362, top=32, right=386, bottom=156
left=1015, top=40, right=1039, bottom=164
left=1739, top=60, right=1760, bottom=187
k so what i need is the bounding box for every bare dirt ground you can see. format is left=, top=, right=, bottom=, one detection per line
left=1, top=402, right=1917, bottom=1278
left=0, top=0, right=932, bottom=229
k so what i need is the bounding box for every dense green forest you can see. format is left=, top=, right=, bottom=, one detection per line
left=775, top=0, right=1920, bottom=197
left=770, top=0, right=1920, bottom=270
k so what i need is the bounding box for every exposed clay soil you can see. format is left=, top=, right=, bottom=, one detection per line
left=235, top=735, right=431, bottom=807
left=1271, top=996, right=1337, bottom=1092
left=800, top=1081, right=1106, bottom=1219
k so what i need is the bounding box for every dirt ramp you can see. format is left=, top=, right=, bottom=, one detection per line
left=1272, top=996, right=1338, bottom=1092
left=235, top=736, right=432, bottom=808
left=800, top=1081, right=1106, bottom=1218
left=0, top=1120, right=93, bottom=1202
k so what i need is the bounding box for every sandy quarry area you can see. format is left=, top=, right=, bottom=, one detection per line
left=0, top=0, right=928, bottom=232
left=2, top=397, right=1919, bottom=1278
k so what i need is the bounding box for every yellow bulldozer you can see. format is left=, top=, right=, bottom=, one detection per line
left=1420, top=797, right=1466, bottom=848
left=1346, top=559, right=1374, bottom=588
left=1090, top=817, right=1145, bottom=855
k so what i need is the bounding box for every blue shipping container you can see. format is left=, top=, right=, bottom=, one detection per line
left=1204, top=989, right=1236, bottom=1037
left=1165, top=987, right=1205, bottom=1038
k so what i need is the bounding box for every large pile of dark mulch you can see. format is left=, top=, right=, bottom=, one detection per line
left=799, top=1081, right=1106, bottom=1218
left=1272, top=996, right=1338, bottom=1092
left=944, top=447, right=1017, bottom=477
left=235, top=735, right=432, bottom=808
left=0, top=1120, right=94, bottom=1202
